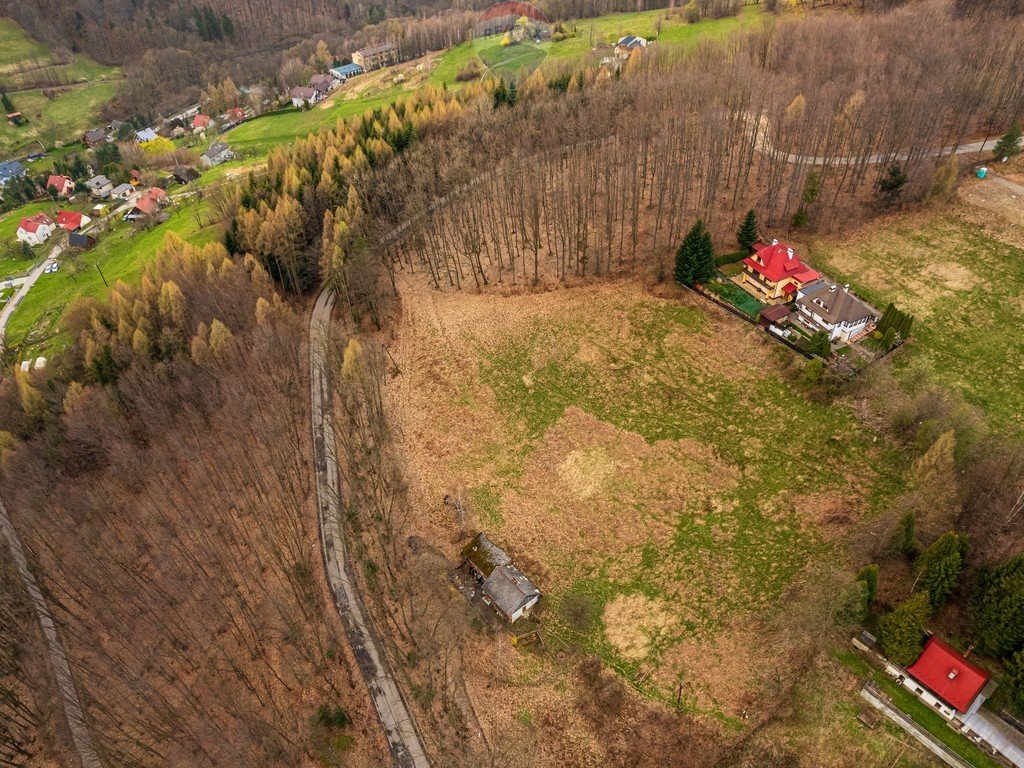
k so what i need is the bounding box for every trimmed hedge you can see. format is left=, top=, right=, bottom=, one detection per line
left=715, top=249, right=747, bottom=266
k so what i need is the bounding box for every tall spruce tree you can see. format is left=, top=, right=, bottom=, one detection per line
left=675, top=219, right=714, bottom=286
left=736, top=209, right=759, bottom=251
left=877, top=591, right=931, bottom=665
left=994, top=122, right=1022, bottom=161
left=917, top=532, right=968, bottom=611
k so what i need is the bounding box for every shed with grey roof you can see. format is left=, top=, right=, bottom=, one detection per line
left=461, top=532, right=540, bottom=623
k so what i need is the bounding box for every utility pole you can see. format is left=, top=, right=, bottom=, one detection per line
left=94, top=262, right=108, bottom=287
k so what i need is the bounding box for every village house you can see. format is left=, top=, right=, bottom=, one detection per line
left=135, top=127, right=159, bottom=142
left=46, top=174, right=74, bottom=197
left=192, top=114, right=212, bottom=133
left=351, top=41, right=398, bottom=72
left=331, top=62, right=364, bottom=82
left=123, top=195, right=159, bottom=221
left=85, top=175, right=114, bottom=198
left=290, top=86, right=320, bottom=108
left=172, top=166, right=200, bottom=184
left=901, top=636, right=995, bottom=722
left=310, top=73, right=335, bottom=98
left=56, top=210, right=92, bottom=232
left=738, top=240, right=821, bottom=304
left=16, top=213, right=55, bottom=246
left=225, top=107, right=246, bottom=126
left=109, top=182, right=136, bottom=201
left=143, top=187, right=168, bottom=205
left=200, top=142, right=232, bottom=168
left=83, top=128, right=108, bottom=147
left=0, top=160, right=26, bottom=187
left=461, top=532, right=541, bottom=623
left=795, top=281, right=878, bottom=343
left=614, top=35, right=647, bottom=57
left=69, top=231, right=97, bottom=249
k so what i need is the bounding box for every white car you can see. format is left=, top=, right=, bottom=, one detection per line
left=44, top=262, right=60, bottom=274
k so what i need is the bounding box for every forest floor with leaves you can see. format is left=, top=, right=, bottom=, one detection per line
left=382, top=276, right=937, bottom=767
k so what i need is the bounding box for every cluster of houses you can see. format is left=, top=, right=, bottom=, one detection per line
left=16, top=208, right=93, bottom=246
left=0, top=159, right=26, bottom=189
left=289, top=44, right=399, bottom=107
left=736, top=239, right=879, bottom=346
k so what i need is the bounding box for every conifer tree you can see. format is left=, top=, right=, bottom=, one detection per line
left=994, top=122, right=1022, bottom=161
left=877, top=591, right=930, bottom=665
left=736, top=209, right=759, bottom=251
left=917, top=532, right=968, bottom=610
left=674, top=219, right=714, bottom=286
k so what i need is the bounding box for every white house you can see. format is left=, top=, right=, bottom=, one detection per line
left=135, top=127, right=159, bottom=142
left=110, top=183, right=136, bottom=201
left=85, top=175, right=114, bottom=198
left=200, top=142, right=233, bottom=168
left=795, top=281, right=878, bottom=343
left=290, top=86, right=320, bottom=108
left=16, top=213, right=55, bottom=246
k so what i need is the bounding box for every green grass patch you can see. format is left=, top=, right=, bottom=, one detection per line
left=704, top=278, right=763, bottom=317
left=0, top=19, right=49, bottom=72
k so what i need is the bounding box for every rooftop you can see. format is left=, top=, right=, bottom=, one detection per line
left=797, top=281, right=877, bottom=325
left=907, top=636, right=990, bottom=713
left=482, top=565, right=540, bottom=619
left=462, top=532, right=511, bottom=578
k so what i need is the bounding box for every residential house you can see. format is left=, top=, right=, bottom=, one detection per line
left=192, top=114, right=212, bottom=132
left=225, top=107, right=245, bottom=126
left=85, top=175, right=114, bottom=198
left=902, top=637, right=996, bottom=722
left=758, top=303, right=791, bottom=329
left=738, top=240, right=820, bottom=304
left=69, top=231, right=97, bottom=249
left=56, top=210, right=92, bottom=231
left=110, top=182, right=137, bottom=201
left=795, top=281, right=878, bottom=343
left=330, top=63, right=364, bottom=82
left=461, top=532, right=541, bottom=623
left=0, top=160, right=26, bottom=187
left=172, top=166, right=200, bottom=184
left=135, top=127, right=159, bottom=142
left=16, top=213, right=55, bottom=246
left=124, top=195, right=159, bottom=221
left=84, top=128, right=108, bottom=147
left=614, top=35, right=647, bottom=57
left=310, top=73, right=335, bottom=98
left=290, top=86, right=320, bottom=108
left=142, top=187, right=168, bottom=204
left=46, top=174, right=74, bottom=197
left=200, top=142, right=232, bottom=168
left=351, top=42, right=398, bottom=72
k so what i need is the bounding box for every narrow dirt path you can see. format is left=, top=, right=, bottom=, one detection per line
left=0, top=497, right=102, bottom=768
left=308, top=289, right=431, bottom=768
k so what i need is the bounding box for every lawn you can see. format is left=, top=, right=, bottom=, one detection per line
left=0, top=18, right=120, bottom=156
left=5, top=199, right=221, bottom=352
left=836, top=650, right=1003, bottom=768
left=805, top=211, right=1024, bottom=436
left=431, top=5, right=766, bottom=87
left=392, top=280, right=902, bottom=718
left=225, top=92, right=403, bottom=157
left=705, top=277, right=763, bottom=317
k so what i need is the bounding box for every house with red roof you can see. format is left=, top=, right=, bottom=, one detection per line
left=46, top=174, right=74, bottom=197
left=56, top=210, right=92, bottom=232
left=124, top=195, right=160, bottom=221
left=902, top=636, right=995, bottom=721
left=16, top=213, right=55, bottom=246
left=192, top=114, right=212, bottom=132
left=739, top=239, right=820, bottom=304
left=142, top=187, right=168, bottom=203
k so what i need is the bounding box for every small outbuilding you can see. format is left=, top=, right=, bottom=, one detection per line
left=172, top=166, right=200, bottom=184
left=461, top=532, right=540, bottom=623
left=758, top=303, right=791, bottom=329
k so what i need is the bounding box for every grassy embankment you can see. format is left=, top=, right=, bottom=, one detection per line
left=0, top=18, right=121, bottom=156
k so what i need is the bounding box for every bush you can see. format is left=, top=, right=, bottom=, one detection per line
left=455, top=61, right=482, bottom=82
left=683, top=0, right=701, bottom=23
left=314, top=705, right=350, bottom=730
left=714, top=249, right=747, bottom=266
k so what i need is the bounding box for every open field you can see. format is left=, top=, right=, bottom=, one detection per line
left=431, top=5, right=766, bottom=87
left=383, top=277, right=921, bottom=764
left=805, top=180, right=1024, bottom=437
left=0, top=18, right=120, bottom=156
left=6, top=199, right=220, bottom=352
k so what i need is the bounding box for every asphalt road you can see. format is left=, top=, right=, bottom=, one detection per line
left=0, top=243, right=62, bottom=351
left=309, top=289, right=431, bottom=768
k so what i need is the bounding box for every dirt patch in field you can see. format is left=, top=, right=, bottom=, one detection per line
left=558, top=447, right=615, bottom=499
left=604, top=594, right=675, bottom=661
left=958, top=175, right=1024, bottom=248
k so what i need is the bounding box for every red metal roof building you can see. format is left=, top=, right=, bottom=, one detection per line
left=56, top=210, right=89, bottom=231
left=907, top=636, right=990, bottom=714
left=19, top=213, right=53, bottom=233
left=738, top=240, right=821, bottom=304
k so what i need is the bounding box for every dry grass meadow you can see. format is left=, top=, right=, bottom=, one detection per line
left=383, top=277, right=938, bottom=766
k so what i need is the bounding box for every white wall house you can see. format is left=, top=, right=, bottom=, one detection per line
left=796, top=281, right=878, bottom=343
left=16, top=214, right=55, bottom=246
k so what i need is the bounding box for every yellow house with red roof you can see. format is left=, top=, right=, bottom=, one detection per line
left=738, top=240, right=820, bottom=304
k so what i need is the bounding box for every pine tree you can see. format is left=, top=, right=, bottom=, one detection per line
left=856, top=564, right=879, bottom=605
left=0, top=90, right=14, bottom=113
left=993, top=122, right=1022, bottom=161
left=736, top=209, right=759, bottom=251
left=917, top=532, right=968, bottom=610
left=975, top=554, right=1024, bottom=657
left=674, top=219, right=714, bottom=286
left=878, top=163, right=908, bottom=208
left=877, top=591, right=931, bottom=665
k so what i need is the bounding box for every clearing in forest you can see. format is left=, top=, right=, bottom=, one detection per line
left=388, top=279, right=902, bottom=719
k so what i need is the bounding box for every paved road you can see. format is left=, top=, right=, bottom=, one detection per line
left=0, top=243, right=62, bottom=351
left=0, top=497, right=102, bottom=768
left=309, top=289, right=431, bottom=768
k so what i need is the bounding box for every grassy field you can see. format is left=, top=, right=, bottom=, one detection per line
left=432, top=5, right=766, bottom=86
left=805, top=207, right=1024, bottom=436
left=6, top=199, right=221, bottom=352
left=0, top=18, right=120, bottom=156
left=391, top=280, right=904, bottom=724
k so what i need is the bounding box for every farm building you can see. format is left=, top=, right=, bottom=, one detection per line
left=331, top=63, right=364, bottom=81
left=461, top=532, right=540, bottom=623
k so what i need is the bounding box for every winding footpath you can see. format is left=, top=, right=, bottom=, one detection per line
left=0, top=497, right=102, bottom=768
left=309, top=289, right=431, bottom=768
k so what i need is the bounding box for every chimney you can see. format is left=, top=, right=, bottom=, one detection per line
left=786, top=247, right=794, bottom=259
left=771, top=238, right=778, bottom=246
left=948, top=669, right=959, bottom=680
